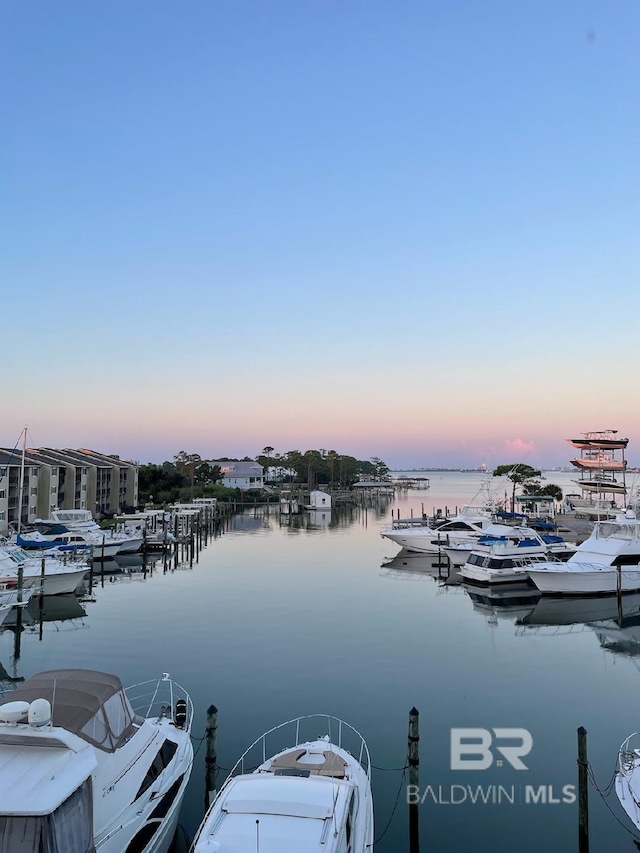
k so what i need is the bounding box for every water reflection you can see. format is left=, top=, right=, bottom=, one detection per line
left=464, top=583, right=541, bottom=623
left=380, top=549, right=458, bottom=587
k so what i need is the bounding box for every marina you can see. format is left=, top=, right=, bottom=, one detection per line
left=2, top=469, right=640, bottom=849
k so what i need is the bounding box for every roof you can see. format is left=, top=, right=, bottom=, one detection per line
left=217, top=461, right=264, bottom=477
left=0, top=669, right=136, bottom=753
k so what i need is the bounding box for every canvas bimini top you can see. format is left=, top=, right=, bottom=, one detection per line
left=0, top=669, right=137, bottom=753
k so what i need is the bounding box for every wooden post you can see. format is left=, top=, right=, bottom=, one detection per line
left=17, top=565, right=24, bottom=604
left=409, top=707, right=420, bottom=853
left=578, top=726, right=589, bottom=853
left=39, top=559, right=45, bottom=642
left=205, top=704, right=218, bottom=812
left=617, top=566, right=623, bottom=624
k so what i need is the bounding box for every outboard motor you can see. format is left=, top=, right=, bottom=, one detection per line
left=175, top=698, right=187, bottom=729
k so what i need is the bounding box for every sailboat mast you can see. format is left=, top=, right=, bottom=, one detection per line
left=16, top=426, right=27, bottom=535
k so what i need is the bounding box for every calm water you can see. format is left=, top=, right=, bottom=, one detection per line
left=2, top=471, right=639, bottom=852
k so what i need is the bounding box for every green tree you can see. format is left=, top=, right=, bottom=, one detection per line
left=370, top=457, right=391, bottom=481
left=493, top=463, right=542, bottom=512
left=523, top=481, right=563, bottom=502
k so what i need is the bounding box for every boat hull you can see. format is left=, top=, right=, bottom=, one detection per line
left=460, top=565, right=532, bottom=586
left=527, top=567, right=640, bottom=596
left=24, top=567, right=88, bottom=596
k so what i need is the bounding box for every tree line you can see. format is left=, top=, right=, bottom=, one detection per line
left=137, top=449, right=391, bottom=505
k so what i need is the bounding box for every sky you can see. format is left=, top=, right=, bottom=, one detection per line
left=3, top=1, right=640, bottom=469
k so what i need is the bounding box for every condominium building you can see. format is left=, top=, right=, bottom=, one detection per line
left=0, top=447, right=138, bottom=535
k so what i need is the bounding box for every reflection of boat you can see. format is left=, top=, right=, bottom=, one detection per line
left=381, top=550, right=456, bottom=584
left=524, top=511, right=640, bottom=595
left=382, top=550, right=452, bottom=572
left=590, top=615, right=640, bottom=657
left=0, top=583, right=33, bottom=625
left=0, top=670, right=193, bottom=853
left=518, top=592, right=640, bottom=626
left=464, top=582, right=541, bottom=621
left=192, top=714, right=374, bottom=853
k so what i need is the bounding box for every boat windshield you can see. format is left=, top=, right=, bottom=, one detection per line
left=597, top=521, right=639, bottom=540
left=0, top=780, right=94, bottom=853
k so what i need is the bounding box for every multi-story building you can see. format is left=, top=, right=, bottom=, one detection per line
left=0, top=447, right=139, bottom=534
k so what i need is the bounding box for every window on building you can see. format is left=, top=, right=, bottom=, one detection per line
left=0, top=490, right=5, bottom=499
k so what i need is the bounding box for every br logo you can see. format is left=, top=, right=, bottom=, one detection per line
left=450, top=728, right=533, bottom=771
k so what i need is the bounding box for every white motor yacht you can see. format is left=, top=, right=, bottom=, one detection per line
left=0, top=669, right=193, bottom=853
left=17, top=526, right=121, bottom=559
left=523, top=510, right=640, bottom=595
left=0, top=542, right=89, bottom=596
left=616, top=733, right=640, bottom=833
left=458, top=525, right=576, bottom=586
left=192, top=714, right=374, bottom=853
left=46, top=510, right=144, bottom=555
left=380, top=503, right=496, bottom=554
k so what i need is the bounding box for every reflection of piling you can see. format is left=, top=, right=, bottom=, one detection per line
left=205, top=704, right=218, bottom=812
left=578, top=726, right=589, bottom=853
left=408, top=707, right=420, bottom=853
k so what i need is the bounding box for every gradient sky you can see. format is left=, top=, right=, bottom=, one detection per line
left=3, top=1, right=640, bottom=468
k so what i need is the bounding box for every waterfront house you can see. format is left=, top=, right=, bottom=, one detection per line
left=216, top=460, right=264, bottom=491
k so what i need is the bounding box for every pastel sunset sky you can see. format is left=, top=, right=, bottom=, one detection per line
left=3, top=1, right=639, bottom=468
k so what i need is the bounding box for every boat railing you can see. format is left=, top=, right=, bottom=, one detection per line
left=229, top=714, right=372, bottom=781
left=618, top=733, right=640, bottom=776
left=125, top=674, right=193, bottom=730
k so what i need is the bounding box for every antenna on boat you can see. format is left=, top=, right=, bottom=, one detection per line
left=255, top=819, right=260, bottom=853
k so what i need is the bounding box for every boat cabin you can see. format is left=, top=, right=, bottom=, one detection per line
left=0, top=669, right=137, bottom=853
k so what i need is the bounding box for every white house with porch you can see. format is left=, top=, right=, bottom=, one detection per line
left=216, top=461, right=264, bottom=491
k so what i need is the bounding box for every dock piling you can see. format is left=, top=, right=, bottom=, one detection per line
left=577, top=726, right=589, bottom=853
left=409, top=707, right=420, bottom=853
left=205, top=704, right=219, bottom=812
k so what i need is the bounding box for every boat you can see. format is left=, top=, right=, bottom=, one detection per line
left=456, top=524, right=576, bottom=585
left=46, top=509, right=144, bottom=555
left=616, top=734, right=640, bottom=832
left=380, top=503, right=497, bottom=553
left=192, top=714, right=374, bottom=853
left=567, top=430, right=629, bottom=450
left=0, top=541, right=89, bottom=596
left=523, top=510, right=640, bottom=595
left=567, top=430, right=629, bottom=504
left=573, top=478, right=627, bottom=495
left=0, top=669, right=193, bottom=853
left=16, top=524, right=122, bottom=557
